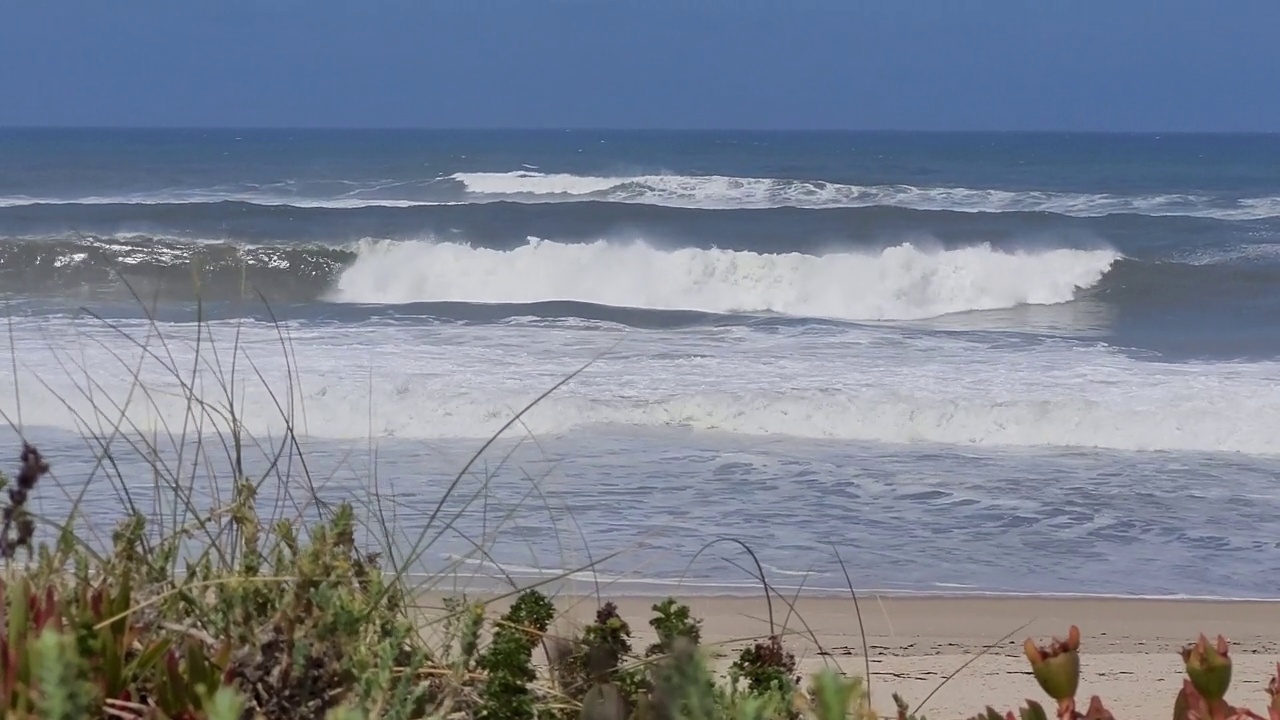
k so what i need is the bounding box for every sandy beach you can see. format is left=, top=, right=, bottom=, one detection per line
left=423, top=592, right=1280, bottom=717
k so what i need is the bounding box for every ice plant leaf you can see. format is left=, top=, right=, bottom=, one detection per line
left=1019, top=701, right=1049, bottom=720
left=1266, top=662, right=1280, bottom=720
left=1023, top=625, right=1081, bottom=703
left=1082, top=695, right=1116, bottom=720
left=1180, top=633, right=1232, bottom=703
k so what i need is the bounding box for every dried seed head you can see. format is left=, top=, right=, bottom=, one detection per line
left=0, top=445, right=50, bottom=559
left=17, top=445, right=48, bottom=490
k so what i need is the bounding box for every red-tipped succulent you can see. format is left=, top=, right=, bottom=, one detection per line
left=1262, top=663, right=1280, bottom=720
left=1024, top=625, right=1082, bottom=715
left=1182, top=634, right=1233, bottom=704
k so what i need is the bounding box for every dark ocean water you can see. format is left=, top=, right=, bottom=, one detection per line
left=2, top=129, right=1280, bottom=597
left=3, top=129, right=1280, bottom=358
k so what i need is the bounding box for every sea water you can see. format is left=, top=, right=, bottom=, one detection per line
left=2, top=129, right=1279, bottom=598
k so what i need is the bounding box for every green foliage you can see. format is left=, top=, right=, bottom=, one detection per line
left=443, top=596, right=486, bottom=675
left=0, top=444, right=443, bottom=720
left=731, top=635, right=798, bottom=697
left=647, top=598, right=703, bottom=657
left=476, top=589, right=557, bottom=720
left=809, top=671, right=873, bottom=720
left=557, top=601, right=648, bottom=715
left=0, top=571, right=251, bottom=719
left=203, top=686, right=249, bottom=720
left=645, top=636, right=724, bottom=720
left=585, top=602, right=634, bottom=669
left=30, top=629, right=96, bottom=720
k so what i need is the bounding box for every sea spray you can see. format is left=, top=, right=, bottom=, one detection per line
left=331, top=238, right=1120, bottom=321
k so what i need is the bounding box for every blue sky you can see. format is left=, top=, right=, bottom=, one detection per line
left=2, top=0, right=1276, bottom=131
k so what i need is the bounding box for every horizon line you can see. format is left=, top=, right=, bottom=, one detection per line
left=1, top=125, right=1278, bottom=136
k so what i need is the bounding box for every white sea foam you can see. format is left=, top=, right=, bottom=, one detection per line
left=449, top=171, right=1280, bottom=219
left=3, top=172, right=1278, bottom=219
left=452, top=172, right=620, bottom=196
left=330, top=238, right=1119, bottom=321
left=1172, top=242, right=1280, bottom=265
left=435, top=556, right=1280, bottom=601
left=5, top=315, right=1280, bottom=454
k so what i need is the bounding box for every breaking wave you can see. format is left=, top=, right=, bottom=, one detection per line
left=2, top=172, right=1278, bottom=220
left=449, top=171, right=1280, bottom=219
left=14, top=233, right=1280, bottom=331
left=331, top=238, right=1119, bottom=321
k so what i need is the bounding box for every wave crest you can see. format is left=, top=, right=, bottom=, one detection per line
left=4, top=172, right=1277, bottom=219
left=331, top=238, right=1119, bottom=321
left=449, top=171, right=1280, bottom=219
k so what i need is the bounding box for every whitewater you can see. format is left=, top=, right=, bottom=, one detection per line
left=331, top=238, right=1120, bottom=321
left=6, top=309, right=1280, bottom=454
left=4, top=170, right=1280, bottom=220
left=446, top=170, right=1280, bottom=219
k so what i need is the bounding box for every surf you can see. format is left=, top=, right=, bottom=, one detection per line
left=330, top=237, right=1120, bottom=321
left=448, top=170, right=1280, bottom=220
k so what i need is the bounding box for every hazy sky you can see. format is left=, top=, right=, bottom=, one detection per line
left=2, top=0, right=1276, bottom=131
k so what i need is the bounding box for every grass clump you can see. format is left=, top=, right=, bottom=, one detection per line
left=0, top=438, right=445, bottom=719
left=0, top=433, right=813, bottom=720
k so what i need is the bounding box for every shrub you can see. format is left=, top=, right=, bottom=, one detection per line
left=647, top=598, right=703, bottom=658
left=732, top=635, right=798, bottom=697
left=476, top=590, right=556, bottom=720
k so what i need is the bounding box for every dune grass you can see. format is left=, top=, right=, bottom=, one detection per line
left=0, top=284, right=1278, bottom=719
left=0, top=285, right=877, bottom=719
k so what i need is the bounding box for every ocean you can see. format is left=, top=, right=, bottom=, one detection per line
left=2, top=128, right=1279, bottom=599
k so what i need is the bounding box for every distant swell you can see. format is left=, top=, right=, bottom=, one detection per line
left=449, top=171, right=1280, bottom=219
left=0, top=199, right=1265, bottom=256
left=332, top=238, right=1119, bottom=321
left=2, top=170, right=1278, bottom=219
left=0, top=235, right=352, bottom=303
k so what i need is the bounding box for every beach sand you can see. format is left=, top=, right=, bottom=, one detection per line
left=421, top=592, right=1280, bottom=717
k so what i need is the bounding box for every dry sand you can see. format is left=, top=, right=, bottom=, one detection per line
left=420, top=591, right=1280, bottom=717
